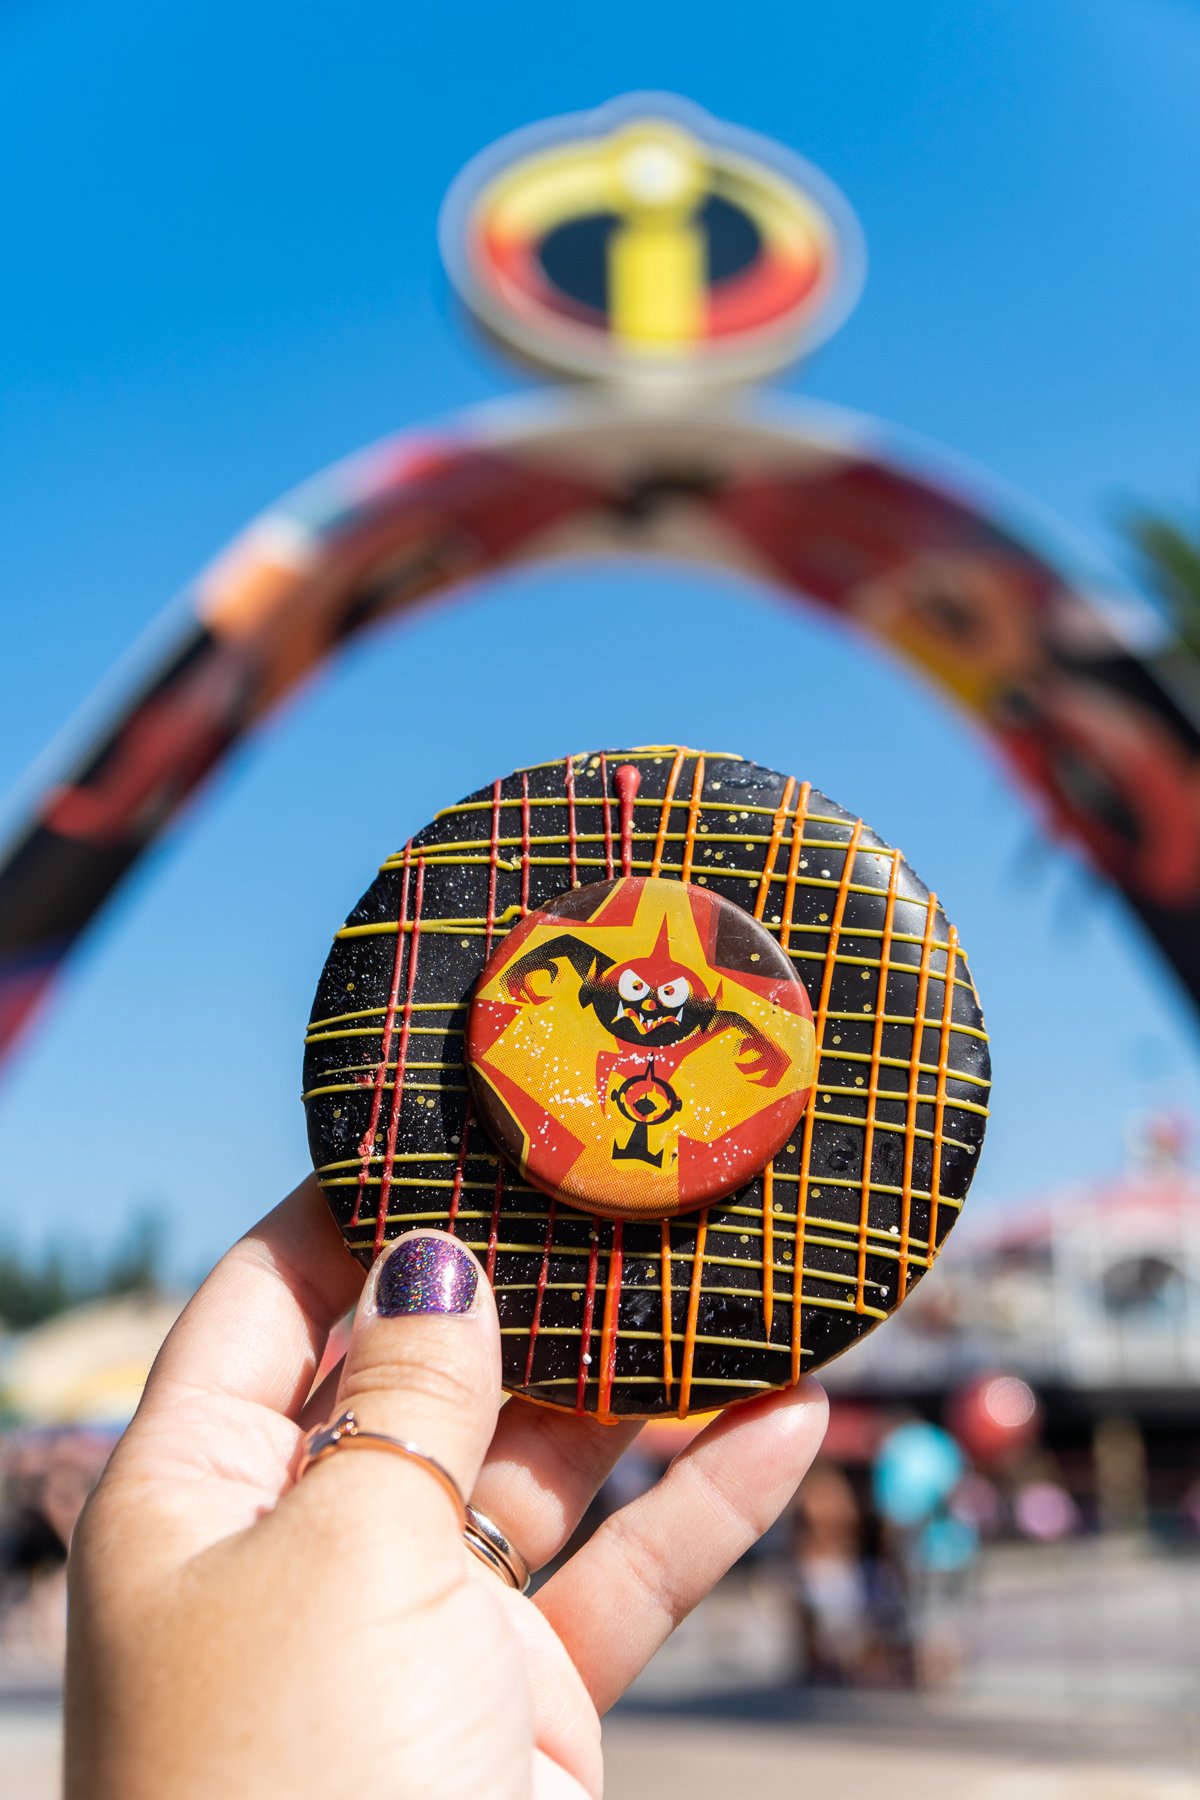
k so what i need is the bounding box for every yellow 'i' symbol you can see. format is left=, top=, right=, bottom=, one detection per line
left=604, top=125, right=707, bottom=355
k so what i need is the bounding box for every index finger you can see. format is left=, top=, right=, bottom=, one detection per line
left=138, top=1175, right=363, bottom=1421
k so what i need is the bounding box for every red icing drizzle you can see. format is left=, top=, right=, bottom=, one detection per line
left=446, top=1097, right=472, bottom=1232
left=524, top=1199, right=557, bottom=1387
left=565, top=756, right=579, bottom=887
left=576, top=1232, right=600, bottom=1412
left=598, top=751, right=615, bottom=878
left=598, top=1219, right=624, bottom=1417
left=374, top=854, right=425, bottom=1255
left=486, top=1161, right=504, bottom=1282
left=615, top=763, right=640, bottom=877
left=486, top=779, right=502, bottom=951
left=351, top=844, right=411, bottom=1228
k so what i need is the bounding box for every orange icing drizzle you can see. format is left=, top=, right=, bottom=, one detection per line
left=929, top=924, right=961, bottom=1254
left=762, top=1162, right=775, bottom=1338
left=754, top=777, right=796, bottom=920
left=679, top=755, right=706, bottom=883
left=792, top=814, right=864, bottom=1382
left=659, top=1218, right=674, bottom=1402
left=778, top=782, right=811, bottom=949
left=901, top=894, right=940, bottom=1295
left=855, top=849, right=900, bottom=1311
left=650, top=749, right=686, bottom=875
left=597, top=1219, right=624, bottom=1419
left=677, top=1208, right=710, bottom=1416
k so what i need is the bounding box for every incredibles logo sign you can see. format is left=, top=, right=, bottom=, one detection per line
left=466, top=876, right=816, bottom=1221
left=441, top=94, right=864, bottom=384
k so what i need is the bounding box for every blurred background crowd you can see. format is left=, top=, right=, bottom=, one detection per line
left=5, top=1106, right=1200, bottom=1714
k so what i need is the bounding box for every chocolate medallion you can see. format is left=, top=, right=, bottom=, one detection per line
left=466, top=874, right=815, bottom=1220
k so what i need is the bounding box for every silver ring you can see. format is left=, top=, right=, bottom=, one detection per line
left=464, top=1503, right=531, bottom=1594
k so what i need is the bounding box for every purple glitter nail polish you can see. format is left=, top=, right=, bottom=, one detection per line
left=376, top=1235, right=479, bottom=1316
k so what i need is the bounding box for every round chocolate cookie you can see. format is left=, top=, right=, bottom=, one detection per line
left=303, top=749, right=990, bottom=1419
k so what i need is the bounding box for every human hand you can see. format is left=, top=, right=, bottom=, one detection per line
left=66, top=1178, right=827, bottom=1799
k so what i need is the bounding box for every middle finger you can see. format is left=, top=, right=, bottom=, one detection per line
left=301, top=1366, right=643, bottom=1576
left=470, top=1400, right=642, bottom=1575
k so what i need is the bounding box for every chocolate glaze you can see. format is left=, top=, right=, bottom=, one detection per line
left=303, top=749, right=990, bottom=1419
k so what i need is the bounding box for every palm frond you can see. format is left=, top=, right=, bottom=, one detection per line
left=1120, top=500, right=1200, bottom=656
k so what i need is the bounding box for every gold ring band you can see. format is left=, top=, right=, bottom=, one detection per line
left=301, top=1413, right=530, bottom=1595
left=464, top=1503, right=531, bottom=1594
left=299, top=1410, right=466, bottom=1522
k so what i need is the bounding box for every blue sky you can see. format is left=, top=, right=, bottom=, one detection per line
left=3, top=0, right=1200, bottom=1280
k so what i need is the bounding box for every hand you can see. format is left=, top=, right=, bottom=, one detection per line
left=66, top=1179, right=827, bottom=1798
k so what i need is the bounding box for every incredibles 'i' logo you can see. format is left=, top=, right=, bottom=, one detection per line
left=440, top=95, right=864, bottom=385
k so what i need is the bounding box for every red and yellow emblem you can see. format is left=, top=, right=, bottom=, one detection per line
left=440, top=95, right=863, bottom=385
left=466, top=876, right=815, bottom=1221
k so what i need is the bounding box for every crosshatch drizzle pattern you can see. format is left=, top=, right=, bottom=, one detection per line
left=303, top=751, right=990, bottom=1419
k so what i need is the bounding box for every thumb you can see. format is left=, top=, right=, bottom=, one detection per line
left=288, top=1230, right=501, bottom=1567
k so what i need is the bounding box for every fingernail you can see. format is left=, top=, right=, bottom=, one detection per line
left=373, top=1234, right=479, bottom=1317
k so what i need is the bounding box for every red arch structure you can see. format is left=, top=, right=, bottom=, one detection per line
left=3, top=395, right=1200, bottom=1064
